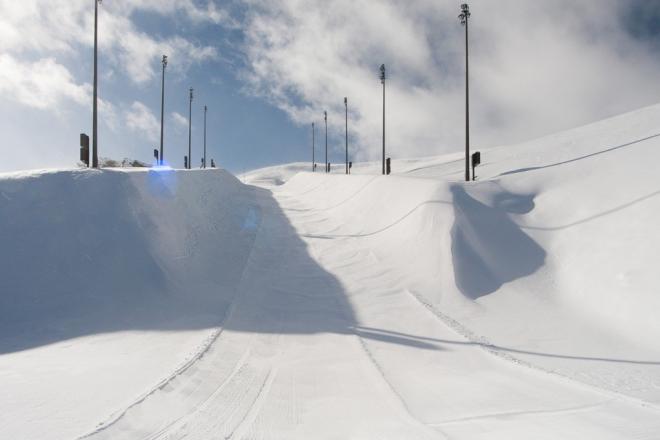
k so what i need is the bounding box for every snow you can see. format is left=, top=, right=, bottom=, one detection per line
left=2, top=103, right=660, bottom=439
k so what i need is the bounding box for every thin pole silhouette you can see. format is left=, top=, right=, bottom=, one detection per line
left=380, top=64, right=386, bottom=175
left=203, top=105, right=207, bottom=169
left=324, top=111, right=328, bottom=173
left=459, top=4, right=471, bottom=181
left=188, top=88, right=193, bottom=169
left=92, top=0, right=101, bottom=168
left=159, top=55, right=167, bottom=165
left=344, top=97, right=348, bottom=174
left=312, top=122, right=315, bottom=172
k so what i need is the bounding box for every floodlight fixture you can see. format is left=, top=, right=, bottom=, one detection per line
left=380, top=64, right=386, bottom=174
left=159, top=54, right=167, bottom=165
left=91, top=0, right=103, bottom=168
left=188, top=87, right=193, bottom=169
left=344, top=97, right=348, bottom=175
left=324, top=110, right=328, bottom=173
left=459, top=3, right=471, bottom=181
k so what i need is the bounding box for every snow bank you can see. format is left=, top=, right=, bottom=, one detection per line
left=0, top=168, right=262, bottom=439
left=271, top=103, right=660, bottom=403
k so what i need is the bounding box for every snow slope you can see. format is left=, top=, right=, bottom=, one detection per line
left=0, top=168, right=262, bottom=439
left=1, top=103, right=660, bottom=439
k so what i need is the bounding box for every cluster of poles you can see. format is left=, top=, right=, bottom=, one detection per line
left=159, top=62, right=211, bottom=170
left=88, top=0, right=212, bottom=170
left=312, top=3, right=474, bottom=182
left=88, top=1, right=473, bottom=180
left=313, top=66, right=386, bottom=176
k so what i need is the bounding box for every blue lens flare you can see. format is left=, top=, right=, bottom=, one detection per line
left=147, top=164, right=177, bottom=198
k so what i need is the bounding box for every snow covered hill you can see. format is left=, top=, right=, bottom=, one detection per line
left=1, top=103, right=660, bottom=439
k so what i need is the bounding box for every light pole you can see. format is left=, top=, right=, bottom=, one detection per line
left=92, top=0, right=102, bottom=168
left=380, top=64, right=386, bottom=175
left=344, top=97, right=348, bottom=175
left=312, top=122, right=315, bottom=172
left=459, top=3, right=471, bottom=182
left=203, top=105, right=207, bottom=168
left=188, top=87, right=193, bottom=169
left=324, top=110, right=328, bottom=173
left=159, top=55, right=167, bottom=165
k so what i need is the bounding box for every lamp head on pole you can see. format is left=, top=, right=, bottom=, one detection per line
left=324, top=111, right=327, bottom=122
left=459, top=3, right=470, bottom=24
left=379, top=64, right=386, bottom=84
left=189, top=87, right=194, bottom=101
left=344, top=97, right=347, bottom=106
left=162, top=55, right=168, bottom=67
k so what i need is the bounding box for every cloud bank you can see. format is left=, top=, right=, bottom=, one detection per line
left=241, top=0, right=660, bottom=160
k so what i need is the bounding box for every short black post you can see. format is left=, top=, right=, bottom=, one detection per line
left=80, top=133, right=90, bottom=167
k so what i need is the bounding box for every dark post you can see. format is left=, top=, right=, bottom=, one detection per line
left=324, top=110, right=328, bottom=174
left=203, top=105, right=207, bottom=169
left=386, top=157, right=391, bottom=175
left=80, top=133, right=90, bottom=166
left=471, top=151, right=481, bottom=181
left=159, top=55, right=167, bottom=165
left=312, top=122, right=315, bottom=172
left=92, top=0, right=101, bottom=168
left=184, top=155, right=188, bottom=169
left=459, top=4, right=471, bottom=182
left=380, top=64, right=386, bottom=175
left=344, top=97, right=348, bottom=175
left=153, top=148, right=159, bottom=163
left=188, top=87, right=193, bottom=169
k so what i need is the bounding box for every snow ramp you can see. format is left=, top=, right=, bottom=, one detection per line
left=0, top=168, right=263, bottom=439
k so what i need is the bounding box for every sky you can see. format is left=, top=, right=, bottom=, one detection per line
left=1, top=0, right=660, bottom=173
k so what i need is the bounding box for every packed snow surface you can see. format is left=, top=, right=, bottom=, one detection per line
left=2, top=104, right=660, bottom=439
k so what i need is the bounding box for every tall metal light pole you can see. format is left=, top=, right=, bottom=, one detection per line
left=344, top=97, right=348, bottom=175
left=92, top=0, right=102, bottom=169
left=380, top=64, right=386, bottom=175
left=188, top=87, right=193, bottom=169
left=159, top=55, right=167, bottom=165
left=312, top=122, right=315, bottom=172
left=324, top=110, right=328, bottom=173
left=203, top=105, right=207, bottom=168
left=459, top=3, right=471, bottom=182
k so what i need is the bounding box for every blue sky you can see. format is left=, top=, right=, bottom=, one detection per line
left=1, top=0, right=660, bottom=174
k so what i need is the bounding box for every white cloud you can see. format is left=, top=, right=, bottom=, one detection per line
left=171, top=111, right=188, bottom=130
left=241, top=0, right=660, bottom=160
left=125, top=101, right=160, bottom=142
left=0, top=54, right=89, bottom=110
left=0, top=0, right=222, bottom=85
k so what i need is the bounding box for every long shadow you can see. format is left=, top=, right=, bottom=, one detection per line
left=0, top=169, right=432, bottom=355
left=498, top=133, right=660, bottom=177
left=450, top=185, right=546, bottom=299
left=355, top=326, right=660, bottom=366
